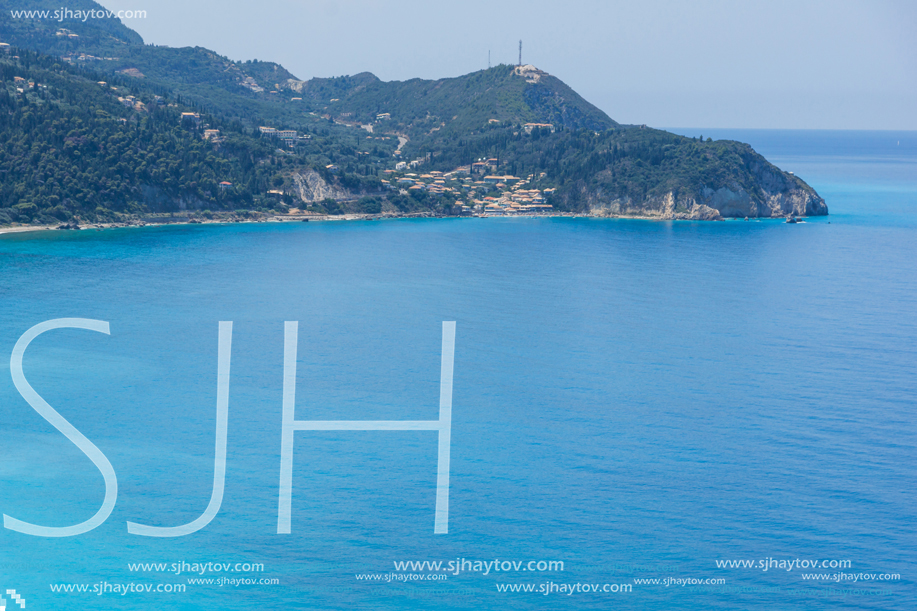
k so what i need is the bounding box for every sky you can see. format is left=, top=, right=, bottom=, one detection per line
left=99, top=0, right=916, bottom=130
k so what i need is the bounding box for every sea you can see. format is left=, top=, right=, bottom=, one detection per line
left=0, top=129, right=914, bottom=610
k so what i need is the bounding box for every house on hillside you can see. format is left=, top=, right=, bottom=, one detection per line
left=484, top=175, right=518, bottom=185
left=523, top=123, right=555, bottom=134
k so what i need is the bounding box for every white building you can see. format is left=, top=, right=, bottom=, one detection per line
left=523, top=123, right=555, bottom=134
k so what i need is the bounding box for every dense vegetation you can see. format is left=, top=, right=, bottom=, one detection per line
left=0, top=51, right=388, bottom=224
left=301, top=65, right=616, bottom=137
left=0, top=0, right=822, bottom=224
left=411, top=122, right=791, bottom=206
left=0, top=0, right=143, bottom=57
left=0, top=52, right=253, bottom=223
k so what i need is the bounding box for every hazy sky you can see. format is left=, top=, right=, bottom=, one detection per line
left=100, top=0, right=916, bottom=130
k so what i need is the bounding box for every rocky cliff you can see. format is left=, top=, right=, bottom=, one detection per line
left=292, top=170, right=352, bottom=203
left=587, top=175, right=826, bottom=220
left=555, top=133, right=827, bottom=219
left=0, top=0, right=827, bottom=222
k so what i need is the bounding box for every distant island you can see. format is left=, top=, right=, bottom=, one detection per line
left=0, top=0, right=826, bottom=228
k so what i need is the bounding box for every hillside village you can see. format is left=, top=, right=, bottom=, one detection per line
left=0, top=15, right=825, bottom=225
left=3, top=36, right=593, bottom=219
left=254, top=112, right=559, bottom=216
left=380, top=164, right=555, bottom=216
left=5, top=38, right=584, bottom=220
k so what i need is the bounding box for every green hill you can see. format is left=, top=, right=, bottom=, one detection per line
left=0, top=50, right=282, bottom=225
left=285, top=64, right=616, bottom=134
left=0, top=0, right=826, bottom=223
left=0, top=48, right=394, bottom=225
left=0, top=0, right=311, bottom=125
left=0, top=0, right=142, bottom=52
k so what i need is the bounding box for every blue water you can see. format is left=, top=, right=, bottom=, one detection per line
left=1, top=130, right=915, bottom=610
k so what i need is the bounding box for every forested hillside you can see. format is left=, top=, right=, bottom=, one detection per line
left=0, top=0, right=827, bottom=223
left=0, top=51, right=312, bottom=224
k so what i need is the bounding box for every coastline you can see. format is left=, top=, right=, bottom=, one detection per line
left=0, top=213, right=567, bottom=236
left=0, top=210, right=809, bottom=237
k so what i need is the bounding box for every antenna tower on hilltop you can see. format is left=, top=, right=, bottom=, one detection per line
left=518, top=40, right=522, bottom=66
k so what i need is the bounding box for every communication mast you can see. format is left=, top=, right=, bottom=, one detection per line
left=518, top=40, right=522, bottom=66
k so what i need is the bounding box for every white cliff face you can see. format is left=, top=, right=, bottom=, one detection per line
left=700, top=186, right=752, bottom=217
left=741, top=156, right=828, bottom=217
left=283, top=79, right=306, bottom=93
left=694, top=181, right=826, bottom=218
left=584, top=151, right=827, bottom=220
left=586, top=175, right=826, bottom=220
left=589, top=192, right=722, bottom=220
left=514, top=65, right=547, bottom=83
left=292, top=170, right=350, bottom=203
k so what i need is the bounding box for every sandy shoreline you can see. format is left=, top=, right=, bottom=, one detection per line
left=0, top=215, right=361, bottom=235
left=1, top=211, right=802, bottom=237
left=0, top=212, right=577, bottom=236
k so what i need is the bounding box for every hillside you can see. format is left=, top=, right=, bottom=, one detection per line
left=0, top=0, right=313, bottom=126
left=283, top=64, right=616, bottom=135
left=0, top=0, right=142, bottom=53
left=0, top=0, right=826, bottom=223
left=0, top=51, right=281, bottom=225
left=0, top=4, right=615, bottom=136
left=0, top=50, right=398, bottom=224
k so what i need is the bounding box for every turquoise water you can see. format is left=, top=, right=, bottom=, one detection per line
left=1, top=130, right=915, bottom=610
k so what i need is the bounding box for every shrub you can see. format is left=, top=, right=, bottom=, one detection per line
left=359, top=196, right=382, bottom=214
